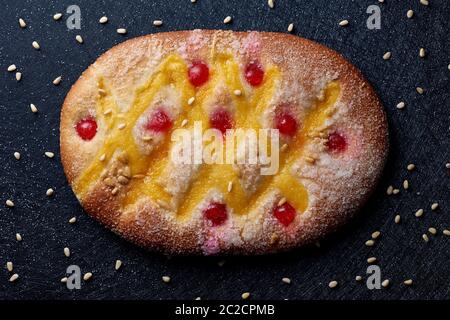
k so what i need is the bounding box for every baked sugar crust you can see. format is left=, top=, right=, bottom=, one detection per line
left=60, top=30, right=388, bottom=255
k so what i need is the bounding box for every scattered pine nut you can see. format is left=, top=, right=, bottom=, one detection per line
left=115, top=260, right=122, bottom=270
left=6, top=199, right=14, bottom=207
left=339, top=20, right=349, bottom=27
left=403, top=180, right=409, bottom=190
left=287, top=23, right=294, bottom=32
left=268, top=0, right=274, bottom=9
left=32, top=41, right=40, bottom=50
left=355, top=276, right=362, bottom=281
left=367, top=257, right=377, bottom=264
left=153, top=20, right=163, bottom=26
left=233, top=89, right=242, bottom=96
left=46, top=188, right=54, bottom=196
left=420, top=0, right=429, bottom=6
left=61, top=277, right=68, bottom=283
left=99, top=16, right=108, bottom=24
left=407, top=10, right=414, bottom=19
left=117, top=28, right=127, bottom=34
left=383, top=52, right=391, bottom=60
left=395, top=215, right=401, bottom=224
left=7, top=262, right=13, bottom=272
left=45, top=151, right=55, bottom=158
left=392, top=188, right=400, bottom=195
left=419, top=48, right=426, bottom=58
left=282, top=277, right=291, bottom=284
left=328, top=280, right=338, bottom=288
left=386, top=185, right=393, bottom=195
left=53, top=76, right=62, bottom=85
left=69, top=217, right=77, bottom=224
left=404, top=279, right=413, bottom=285
left=422, top=234, right=429, bottom=242
left=227, top=181, right=233, bottom=193
left=381, top=279, right=390, bottom=288
left=242, top=292, right=250, bottom=299
left=99, top=154, right=106, bottom=161
left=407, top=163, right=415, bottom=171
left=396, top=101, right=405, bottom=109
left=16, top=233, right=22, bottom=241
left=415, top=209, right=424, bottom=218
left=443, top=230, right=450, bottom=236
left=416, top=87, right=424, bottom=94
left=162, top=276, right=171, bottom=283
left=16, top=72, right=22, bottom=81
left=431, top=203, right=438, bottom=210
left=223, top=16, right=232, bottom=24
left=371, top=231, right=381, bottom=239
left=7, top=64, right=17, bottom=72
left=446, top=163, right=450, bottom=169
left=83, top=272, right=93, bottom=281
left=428, top=227, right=437, bottom=235
left=19, top=18, right=26, bottom=28
left=75, top=35, right=83, bottom=44
left=188, top=97, right=195, bottom=105
left=181, top=119, right=188, bottom=127
left=278, top=197, right=287, bottom=206
left=14, top=152, right=21, bottom=160
left=118, top=123, right=126, bottom=130
left=64, top=247, right=70, bottom=257
left=30, top=103, right=38, bottom=113
left=9, top=274, right=19, bottom=282
left=53, top=13, right=62, bottom=20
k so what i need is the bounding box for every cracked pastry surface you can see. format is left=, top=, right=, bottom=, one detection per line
left=60, top=30, right=388, bottom=255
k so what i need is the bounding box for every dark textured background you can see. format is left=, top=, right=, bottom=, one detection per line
left=0, top=0, right=449, bottom=300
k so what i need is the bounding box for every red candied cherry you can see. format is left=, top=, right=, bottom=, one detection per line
left=203, top=202, right=228, bottom=226
left=188, top=60, right=209, bottom=87
left=244, top=60, right=264, bottom=86
left=275, top=112, right=298, bottom=137
left=146, top=108, right=173, bottom=132
left=209, top=108, right=233, bottom=135
left=273, top=202, right=296, bottom=227
left=326, top=131, right=347, bottom=153
left=75, top=117, right=97, bottom=140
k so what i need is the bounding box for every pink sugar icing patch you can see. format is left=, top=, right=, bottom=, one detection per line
left=186, top=30, right=208, bottom=56
left=242, top=32, right=261, bottom=56
left=202, top=233, right=220, bottom=255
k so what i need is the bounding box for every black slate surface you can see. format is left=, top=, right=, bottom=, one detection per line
left=0, top=0, right=449, bottom=300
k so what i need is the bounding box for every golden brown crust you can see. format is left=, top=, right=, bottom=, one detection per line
left=60, top=30, right=388, bottom=255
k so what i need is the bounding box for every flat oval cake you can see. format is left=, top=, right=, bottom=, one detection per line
left=60, top=30, right=388, bottom=255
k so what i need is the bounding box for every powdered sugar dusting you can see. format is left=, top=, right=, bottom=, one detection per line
left=62, top=30, right=388, bottom=255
